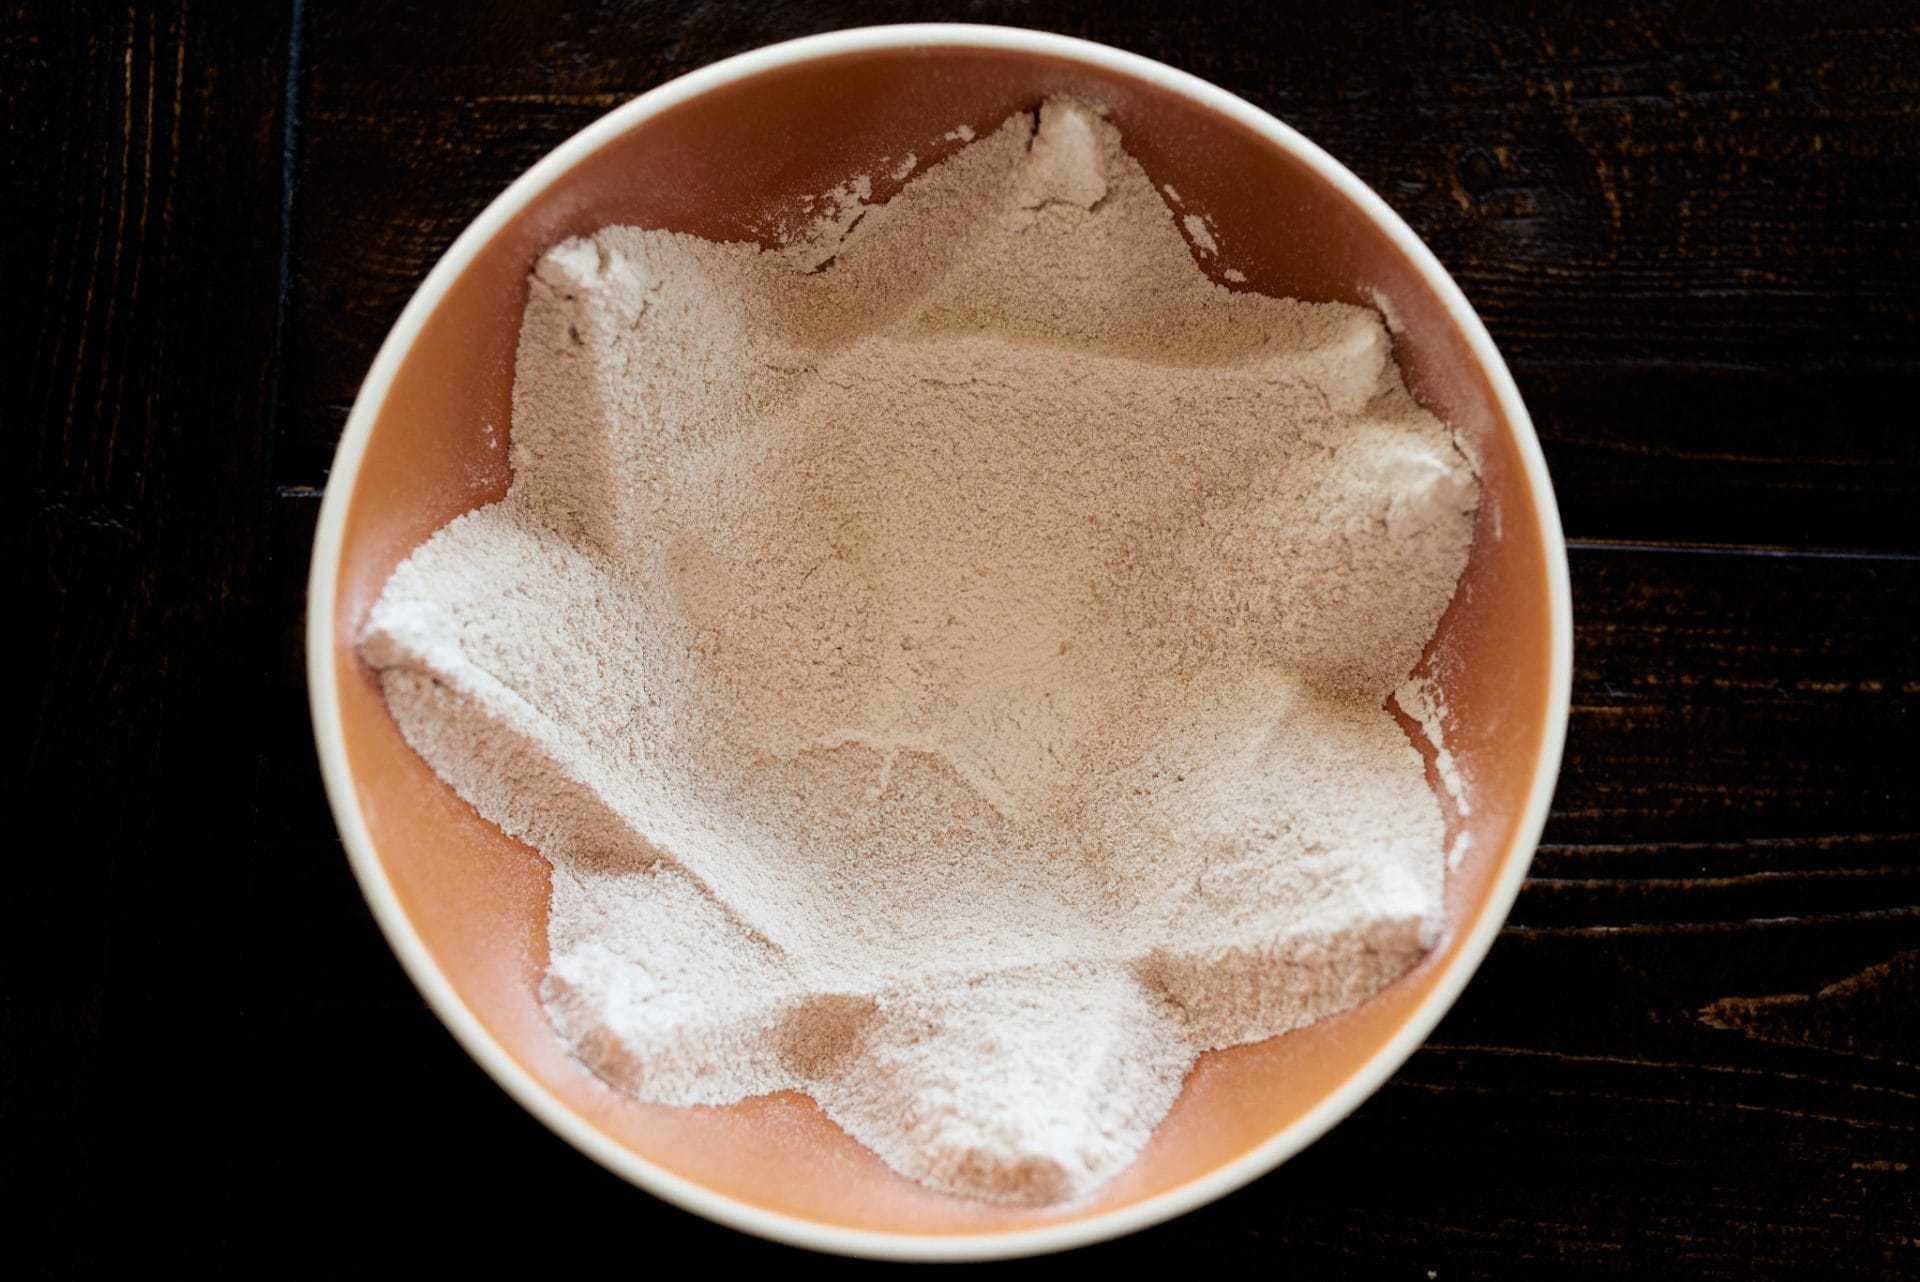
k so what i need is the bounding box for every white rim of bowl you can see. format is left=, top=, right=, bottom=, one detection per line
left=306, top=22, right=1574, bottom=1262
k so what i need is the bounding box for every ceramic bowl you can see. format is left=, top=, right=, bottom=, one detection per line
left=307, top=24, right=1572, bottom=1261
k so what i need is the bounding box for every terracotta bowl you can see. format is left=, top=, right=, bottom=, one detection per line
left=307, top=25, right=1572, bottom=1260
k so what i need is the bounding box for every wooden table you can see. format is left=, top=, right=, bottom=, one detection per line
left=14, top=2, right=1915, bottom=1272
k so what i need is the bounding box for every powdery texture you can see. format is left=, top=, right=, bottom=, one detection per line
left=362, top=99, right=1480, bottom=1206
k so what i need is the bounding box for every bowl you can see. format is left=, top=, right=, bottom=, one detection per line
left=307, top=24, right=1572, bottom=1261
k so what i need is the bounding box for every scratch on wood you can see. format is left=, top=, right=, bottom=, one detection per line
left=99, top=8, right=142, bottom=486
left=1423, top=1042, right=1920, bottom=1103
left=62, top=25, right=111, bottom=464
left=164, top=4, right=184, bottom=234
left=1696, top=950, right=1918, bottom=1065
left=121, top=6, right=157, bottom=360
left=464, top=91, right=630, bottom=107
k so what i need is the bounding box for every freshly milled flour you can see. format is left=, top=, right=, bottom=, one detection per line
left=362, top=98, right=1479, bottom=1205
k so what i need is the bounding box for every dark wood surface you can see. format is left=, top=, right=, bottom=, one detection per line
left=11, top=1, right=1916, bottom=1273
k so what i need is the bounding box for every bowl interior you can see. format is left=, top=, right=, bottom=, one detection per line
left=324, top=43, right=1558, bottom=1237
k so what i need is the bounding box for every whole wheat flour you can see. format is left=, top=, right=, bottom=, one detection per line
left=362, top=98, right=1480, bottom=1205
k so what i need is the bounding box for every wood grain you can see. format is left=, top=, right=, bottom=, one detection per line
left=11, top=0, right=1918, bottom=1273
left=7, top=0, right=293, bottom=1270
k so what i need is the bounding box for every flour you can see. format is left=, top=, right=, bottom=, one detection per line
left=362, top=98, right=1480, bottom=1205
left=1396, top=674, right=1472, bottom=821
left=1182, top=212, right=1219, bottom=256
left=1395, top=673, right=1474, bottom=870
left=778, top=172, right=874, bottom=272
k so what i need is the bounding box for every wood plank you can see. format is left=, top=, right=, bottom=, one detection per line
left=6, top=1, right=295, bottom=1270
left=1525, top=367, right=1920, bottom=553
left=1552, top=545, right=1915, bottom=852
left=274, top=2, right=1920, bottom=551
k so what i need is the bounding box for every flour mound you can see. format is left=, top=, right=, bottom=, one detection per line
left=362, top=98, right=1479, bottom=1205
